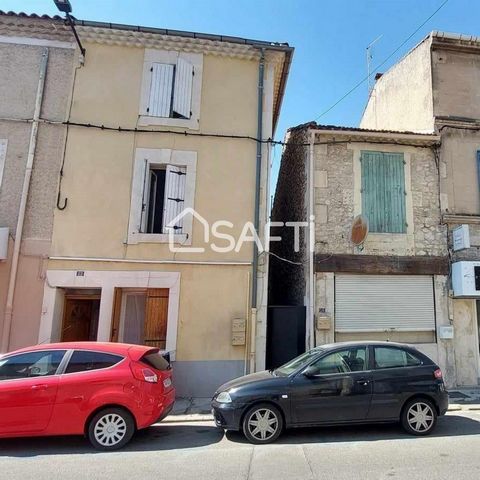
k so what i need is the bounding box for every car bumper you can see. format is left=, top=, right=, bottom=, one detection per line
left=138, top=388, right=176, bottom=429
left=438, top=389, right=449, bottom=416
left=211, top=400, right=244, bottom=431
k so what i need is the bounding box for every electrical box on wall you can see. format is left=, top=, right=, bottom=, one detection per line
left=231, top=318, right=246, bottom=346
left=0, top=227, right=9, bottom=261
left=452, top=261, right=480, bottom=297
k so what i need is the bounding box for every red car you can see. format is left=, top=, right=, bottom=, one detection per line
left=0, top=342, right=175, bottom=450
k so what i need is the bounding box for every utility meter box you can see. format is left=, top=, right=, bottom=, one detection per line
left=452, top=261, right=480, bottom=297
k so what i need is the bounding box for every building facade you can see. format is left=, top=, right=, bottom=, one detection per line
left=0, top=12, right=76, bottom=352
left=361, top=31, right=480, bottom=386
left=21, top=18, right=292, bottom=396
left=270, top=124, right=460, bottom=386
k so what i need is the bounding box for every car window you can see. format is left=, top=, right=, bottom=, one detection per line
left=65, top=351, right=124, bottom=374
left=274, top=349, right=324, bottom=376
left=308, top=347, right=367, bottom=375
left=374, top=347, right=422, bottom=369
left=141, top=352, right=170, bottom=371
left=0, top=350, right=66, bottom=381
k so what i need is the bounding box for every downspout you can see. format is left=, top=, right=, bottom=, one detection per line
left=307, top=130, right=315, bottom=349
left=250, top=48, right=265, bottom=373
left=1, top=48, right=49, bottom=352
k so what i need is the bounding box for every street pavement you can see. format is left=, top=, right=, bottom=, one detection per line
left=1, top=411, right=480, bottom=480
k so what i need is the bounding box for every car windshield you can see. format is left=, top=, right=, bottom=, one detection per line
left=274, top=349, right=323, bottom=376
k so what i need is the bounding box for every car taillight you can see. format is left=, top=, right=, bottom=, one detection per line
left=434, top=368, right=443, bottom=380
left=130, top=363, right=158, bottom=383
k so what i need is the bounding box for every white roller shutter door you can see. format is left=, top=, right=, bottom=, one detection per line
left=335, top=275, right=435, bottom=332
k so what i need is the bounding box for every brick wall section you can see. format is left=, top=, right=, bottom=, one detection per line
left=269, top=128, right=308, bottom=305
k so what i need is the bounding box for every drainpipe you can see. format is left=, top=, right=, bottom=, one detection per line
left=250, top=48, right=265, bottom=373
left=307, top=130, right=315, bottom=350
left=1, top=49, right=49, bottom=352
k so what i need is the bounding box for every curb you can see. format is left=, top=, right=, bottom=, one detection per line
left=163, top=414, right=214, bottom=423
left=448, top=403, right=480, bottom=412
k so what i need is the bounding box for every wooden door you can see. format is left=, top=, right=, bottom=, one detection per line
left=144, top=288, right=169, bottom=349
left=62, top=298, right=94, bottom=341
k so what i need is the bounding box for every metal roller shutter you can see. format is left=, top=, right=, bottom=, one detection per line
left=335, top=275, right=435, bottom=332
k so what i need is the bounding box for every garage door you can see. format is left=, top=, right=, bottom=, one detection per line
left=335, top=275, right=435, bottom=332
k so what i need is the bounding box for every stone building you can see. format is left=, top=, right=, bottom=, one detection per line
left=0, top=12, right=76, bottom=351
left=270, top=123, right=459, bottom=386
left=361, top=31, right=480, bottom=386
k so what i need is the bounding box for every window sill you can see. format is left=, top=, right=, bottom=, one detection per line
left=138, top=115, right=199, bottom=130
left=127, top=233, right=190, bottom=245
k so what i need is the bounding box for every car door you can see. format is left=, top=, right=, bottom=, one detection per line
left=0, top=350, right=66, bottom=434
left=50, top=350, right=125, bottom=434
left=290, top=346, right=373, bottom=425
left=368, top=345, right=430, bottom=420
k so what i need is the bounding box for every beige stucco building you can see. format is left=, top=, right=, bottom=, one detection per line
left=0, top=12, right=76, bottom=352
left=361, top=31, right=480, bottom=386
left=0, top=14, right=292, bottom=396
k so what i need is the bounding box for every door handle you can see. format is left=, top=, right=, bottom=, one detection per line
left=356, top=379, right=370, bottom=386
left=31, top=384, right=49, bottom=391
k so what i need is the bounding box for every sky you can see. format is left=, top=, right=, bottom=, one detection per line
left=2, top=0, right=479, bottom=188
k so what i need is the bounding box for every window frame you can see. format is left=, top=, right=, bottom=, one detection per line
left=61, top=349, right=125, bottom=376
left=372, top=346, right=424, bottom=370
left=128, top=148, right=197, bottom=245
left=0, top=349, right=67, bottom=383
left=138, top=49, right=203, bottom=130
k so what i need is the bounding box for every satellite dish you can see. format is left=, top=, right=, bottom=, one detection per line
left=351, top=215, right=369, bottom=246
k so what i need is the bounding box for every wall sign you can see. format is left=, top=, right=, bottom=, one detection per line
left=453, top=224, right=470, bottom=251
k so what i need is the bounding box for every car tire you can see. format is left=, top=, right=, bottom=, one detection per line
left=242, top=403, right=283, bottom=444
left=87, top=407, right=135, bottom=450
left=401, top=398, right=437, bottom=436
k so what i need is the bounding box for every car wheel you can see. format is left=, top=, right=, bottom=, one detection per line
left=242, top=403, right=283, bottom=444
left=87, top=407, right=135, bottom=450
left=401, top=398, right=437, bottom=436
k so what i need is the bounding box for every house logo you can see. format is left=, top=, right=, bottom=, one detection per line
left=167, top=207, right=315, bottom=254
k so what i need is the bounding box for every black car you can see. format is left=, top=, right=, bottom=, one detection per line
left=211, top=341, right=448, bottom=444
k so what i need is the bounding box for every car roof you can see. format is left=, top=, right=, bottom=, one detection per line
left=315, top=341, right=417, bottom=351
left=4, top=342, right=156, bottom=359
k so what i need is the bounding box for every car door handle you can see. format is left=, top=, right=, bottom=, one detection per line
left=31, top=384, right=49, bottom=391
left=356, top=379, right=370, bottom=386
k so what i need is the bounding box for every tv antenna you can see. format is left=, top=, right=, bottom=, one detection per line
left=366, top=35, right=383, bottom=94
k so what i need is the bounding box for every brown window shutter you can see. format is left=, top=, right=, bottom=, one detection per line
left=144, top=288, right=169, bottom=349
left=110, top=288, right=123, bottom=342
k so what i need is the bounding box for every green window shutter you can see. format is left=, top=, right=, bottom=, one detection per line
left=361, top=151, right=406, bottom=233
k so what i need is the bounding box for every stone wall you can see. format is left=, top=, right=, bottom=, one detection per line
left=313, top=135, right=447, bottom=257
left=269, top=128, right=308, bottom=306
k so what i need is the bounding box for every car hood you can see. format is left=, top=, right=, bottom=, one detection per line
left=216, top=370, right=278, bottom=394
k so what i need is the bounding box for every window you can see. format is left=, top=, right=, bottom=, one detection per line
left=374, top=347, right=422, bottom=369
left=274, top=349, right=323, bottom=376
left=128, top=148, right=197, bottom=244
left=308, top=347, right=367, bottom=375
left=361, top=150, right=407, bottom=233
left=65, top=351, right=123, bottom=374
left=139, top=50, right=203, bottom=129
left=0, top=350, right=66, bottom=381
left=142, top=165, right=187, bottom=235
left=141, top=352, right=170, bottom=371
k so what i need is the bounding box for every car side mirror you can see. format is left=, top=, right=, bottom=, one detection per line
left=303, top=365, right=318, bottom=378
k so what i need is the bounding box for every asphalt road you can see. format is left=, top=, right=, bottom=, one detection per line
left=1, top=411, right=480, bottom=480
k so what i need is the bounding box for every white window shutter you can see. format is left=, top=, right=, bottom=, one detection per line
left=148, top=63, right=174, bottom=117
left=172, top=58, right=193, bottom=119
left=162, top=165, right=187, bottom=234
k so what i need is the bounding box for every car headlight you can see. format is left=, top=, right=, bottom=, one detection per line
left=216, top=391, right=232, bottom=403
